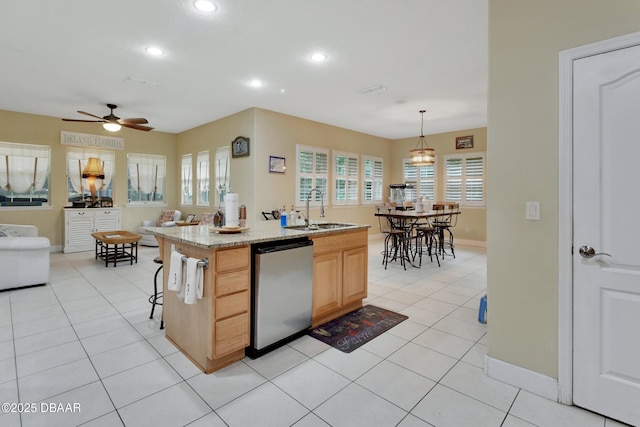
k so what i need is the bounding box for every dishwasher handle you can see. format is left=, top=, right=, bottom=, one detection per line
left=255, top=239, right=312, bottom=254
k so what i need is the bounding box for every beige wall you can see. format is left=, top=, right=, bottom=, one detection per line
left=487, top=0, right=640, bottom=378
left=392, top=128, right=487, bottom=243
left=2, top=109, right=489, bottom=247
left=176, top=108, right=256, bottom=223
left=0, top=109, right=177, bottom=247
left=253, top=108, right=392, bottom=229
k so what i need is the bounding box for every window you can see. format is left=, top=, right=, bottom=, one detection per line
left=196, top=150, right=210, bottom=206
left=0, top=142, right=50, bottom=207
left=214, top=147, right=230, bottom=207
left=181, top=154, right=193, bottom=205
left=127, top=153, right=166, bottom=205
left=402, top=159, right=437, bottom=202
left=296, top=145, right=328, bottom=206
left=444, top=153, right=485, bottom=206
left=333, top=151, right=358, bottom=205
left=362, top=155, right=383, bottom=204
left=66, top=148, right=114, bottom=203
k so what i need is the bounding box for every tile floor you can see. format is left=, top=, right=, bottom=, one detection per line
left=0, top=241, right=630, bottom=426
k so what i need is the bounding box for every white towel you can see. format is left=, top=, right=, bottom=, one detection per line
left=183, top=257, right=203, bottom=305
left=167, top=251, right=184, bottom=292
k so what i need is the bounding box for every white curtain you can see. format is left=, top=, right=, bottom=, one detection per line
left=128, top=154, right=165, bottom=195
left=0, top=144, right=50, bottom=193
left=66, top=149, right=114, bottom=195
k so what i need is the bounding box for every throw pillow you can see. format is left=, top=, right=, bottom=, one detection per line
left=157, top=210, right=176, bottom=226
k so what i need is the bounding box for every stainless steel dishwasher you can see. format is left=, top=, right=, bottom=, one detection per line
left=247, top=237, right=314, bottom=358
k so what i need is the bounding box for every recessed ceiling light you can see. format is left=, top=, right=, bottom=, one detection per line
left=145, top=46, right=164, bottom=56
left=249, top=80, right=264, bottom=88
left=310, top=52, right=327, bottom=62
left=194, top=0, right=216, bottom=12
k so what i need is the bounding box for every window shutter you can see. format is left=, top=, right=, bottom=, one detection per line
left=465, top=156, right=484, bottom=203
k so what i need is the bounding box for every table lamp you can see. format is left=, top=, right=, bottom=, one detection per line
left=82, top=157, right=105, bottom=206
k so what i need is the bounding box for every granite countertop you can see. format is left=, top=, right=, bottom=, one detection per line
left=145, top=220, right=370, bottom=249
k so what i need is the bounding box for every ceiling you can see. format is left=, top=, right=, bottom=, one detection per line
left=0, top=0, right=488, bottom=140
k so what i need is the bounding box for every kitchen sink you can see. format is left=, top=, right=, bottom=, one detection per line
left=284, top=222, right=356, bottom=231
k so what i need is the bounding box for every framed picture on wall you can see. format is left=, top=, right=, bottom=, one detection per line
left=232, top=136, right=250, bottom=158
left=269, top=156, right=286, bottom=173
left=456, top=135, right=474, bottom=149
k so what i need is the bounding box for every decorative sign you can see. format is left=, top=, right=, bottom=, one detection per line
left=455, top=135, right=474, bottom=149
left=60, top=131, right=125, bottom=150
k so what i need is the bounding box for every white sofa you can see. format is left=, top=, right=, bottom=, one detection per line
left=138, top=210, right=182, bottom=247
left=0, top=224, right=50, bottom=291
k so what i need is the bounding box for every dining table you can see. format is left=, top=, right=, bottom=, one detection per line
left=374, top=207, right=461, bottom=267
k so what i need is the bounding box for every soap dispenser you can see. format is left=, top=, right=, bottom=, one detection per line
left=280, top=205, right=288, bottom=227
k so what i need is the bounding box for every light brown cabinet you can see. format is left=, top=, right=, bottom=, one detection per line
left=160, top=240, right=250, bottom=373
left=311, top=229, right=368, bottom=326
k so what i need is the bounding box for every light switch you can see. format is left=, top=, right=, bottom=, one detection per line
left=526, top=201, right=540, bottom=220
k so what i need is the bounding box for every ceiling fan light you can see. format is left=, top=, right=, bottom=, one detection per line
left=103, top=122, right=121, bottom=132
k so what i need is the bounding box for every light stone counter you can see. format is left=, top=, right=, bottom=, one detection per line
left=146, top=220, right=370, bottom=249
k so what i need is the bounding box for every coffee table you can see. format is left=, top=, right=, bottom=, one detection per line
left=91, top=231, right=142, bottom=267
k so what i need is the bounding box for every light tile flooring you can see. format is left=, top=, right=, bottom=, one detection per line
left=0, top=241, right=630, bottom=426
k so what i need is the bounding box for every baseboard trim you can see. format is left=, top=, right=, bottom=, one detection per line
left=484, top=355, right=559, bottom=402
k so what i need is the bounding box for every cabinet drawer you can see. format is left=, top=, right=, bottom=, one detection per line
left=216, top=246, right=249, bottom=272
left=215, top=291, right=249, bottom=320
left=66, top=209, right=92, bottom=219
left=215, top=313, right=249, bottom=357
left=94, top=209, right=119, bottom=218
left=216, top=270, right=249, bottom=297
left=312, top=229, right=368, bottom=254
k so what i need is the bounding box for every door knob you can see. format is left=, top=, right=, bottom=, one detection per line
left=578, top=245, right=612, bottom=259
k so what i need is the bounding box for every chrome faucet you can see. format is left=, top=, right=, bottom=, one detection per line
left=305, top=188, right=325, bottom=227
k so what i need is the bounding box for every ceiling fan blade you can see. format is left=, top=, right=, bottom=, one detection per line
left=122, top=123, right=154, bottom=131
left=62, top=118, right=104, bottom=123
left=119, top=118, right=148, bottom=124
left=77, top=111, right=106, bottom=121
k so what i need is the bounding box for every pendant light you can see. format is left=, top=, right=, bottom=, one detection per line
left=409, top=110, right=435, bottom=166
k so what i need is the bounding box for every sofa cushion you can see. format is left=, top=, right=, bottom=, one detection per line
left=0, top=224, right=35, bottom=237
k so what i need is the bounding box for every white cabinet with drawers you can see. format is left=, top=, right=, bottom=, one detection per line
left=64, top=208, right=121, bottom=253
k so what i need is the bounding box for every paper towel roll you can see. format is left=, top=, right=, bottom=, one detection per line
left=224, top=193, right=239, bottom=227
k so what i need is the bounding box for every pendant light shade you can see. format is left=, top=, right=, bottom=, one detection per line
left=409, top=110, right=435, bottom=166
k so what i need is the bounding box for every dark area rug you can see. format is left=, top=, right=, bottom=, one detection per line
left=308, top=305, right=408, bottom=353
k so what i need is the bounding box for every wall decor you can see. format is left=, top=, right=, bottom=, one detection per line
left=231, top=136, right=250, bottom=158
left=269, top=156, right=286, bottom=173
left=455, top=135, right=474, bottom=149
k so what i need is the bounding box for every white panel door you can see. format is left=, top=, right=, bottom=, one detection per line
left=573, top=44, right=640, bottom=426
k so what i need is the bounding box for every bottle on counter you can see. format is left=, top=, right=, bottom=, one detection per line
left=289, top=205, right=296, bottom=226
left=280, top=205, right=288, bottom=227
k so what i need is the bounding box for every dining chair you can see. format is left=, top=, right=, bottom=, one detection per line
left=432, top=202, right=459, bottom=258
left=413, top=222, right=440, bottom=267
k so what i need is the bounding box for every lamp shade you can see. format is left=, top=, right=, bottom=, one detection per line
left=409, top=147, right=435, bottom=166
left=409, top=110, right=436, bottom=166
left=82, top=158, right=105, bottom=178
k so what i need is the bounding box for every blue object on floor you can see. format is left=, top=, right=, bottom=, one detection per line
left=478, top=294, right=487, bottom=324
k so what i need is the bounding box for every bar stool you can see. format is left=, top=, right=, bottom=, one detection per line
left=148, top=256, right=164, bottom=329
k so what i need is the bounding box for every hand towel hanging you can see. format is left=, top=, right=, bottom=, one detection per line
left=167, top=251, right=184, bottom=292
left=183, top=257, right=203, bottom=305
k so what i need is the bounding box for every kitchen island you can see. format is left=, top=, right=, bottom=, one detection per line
left=147, top=221, right=370, bottom=373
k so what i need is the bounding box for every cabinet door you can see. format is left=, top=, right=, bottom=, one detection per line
left=94, top=210, right=121, bottom=231
left=342, top=246, right=368, bottom=305
left=312, top=252, right=342, bottom=318
left=65, top=214, right=94, bottom=252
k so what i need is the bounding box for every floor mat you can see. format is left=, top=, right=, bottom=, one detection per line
left=308, top=305, right=408, bottom=353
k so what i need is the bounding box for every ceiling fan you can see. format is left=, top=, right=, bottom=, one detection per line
left=62, top=103, right=153, bottom=131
